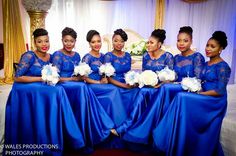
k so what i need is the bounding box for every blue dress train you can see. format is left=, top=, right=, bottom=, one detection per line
left=153, top=61, right=231, bottom=156
left=5, top=51, right=84, bottom=155
left=52, top=51, right=114, bottom=147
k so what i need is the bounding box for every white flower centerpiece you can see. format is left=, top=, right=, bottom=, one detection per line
left=99, top=63, right=115, bottom=77
left=73, top=62, right=92, bottom=76
left=125, top=40, right=147, bottom=56
left=181, top=77, right=202, bottom=92
left=138, top=70, right=158, bottom=88
left=125, top=71, right=140, bottom=86
left=157, top=67, right=177, bottom=82
left=41, top=64, right=59, bottom=86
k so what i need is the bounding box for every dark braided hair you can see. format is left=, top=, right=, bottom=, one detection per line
left=112, top=29, right=128, bottom=41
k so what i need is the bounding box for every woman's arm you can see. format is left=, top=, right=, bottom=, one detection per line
left=198, top=90, right=221, bottom=97
left=108, top=77, right=132, bottom=89
left=14, top=76, right=42, bottom=83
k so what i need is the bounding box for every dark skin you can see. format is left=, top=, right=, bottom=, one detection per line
left=14, top=35, right=50, bottom=83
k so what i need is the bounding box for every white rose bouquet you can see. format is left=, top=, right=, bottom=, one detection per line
left=125, top=40, right=147, bottom=56
left=125, top=71, right=140, bottom=86
left=73, top=62, right=92, bottom=76
left=41, top=64, right=59, bottom=86
left=181, top=77, right=202, bottom=92
left=99, top=63, right=115, bottom=77
left=138, top=70, right=158, bottom=88
left=157, top=67, right=177, bottom=82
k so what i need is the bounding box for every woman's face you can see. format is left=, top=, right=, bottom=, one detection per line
left=62, top=35, right=76, bottom=52
left=34, top=35, right=50, bottom=53
left=89, top=35, right=102, bottom=52
left=112, top=35, right=125, bottom=51
left=205, top=39, right=222, bottom=58
left=177, top=33, right=192, bottom=53
left=147, top=36, right=160, bottom=53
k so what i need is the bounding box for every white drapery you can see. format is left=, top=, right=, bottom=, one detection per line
left=45, top=0, right=156, bottom=56
left=163, top=0, right=236, bottom=83
left=45, top=0, right=236, bottom=83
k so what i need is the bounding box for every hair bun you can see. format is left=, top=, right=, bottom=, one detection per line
left=211, top=31, right=228, bottom=49
left=212, top=31, right=227, bottom=40
left=113, top=29, right=128, bottom=41
left=151, top=29, right=166, bottom=43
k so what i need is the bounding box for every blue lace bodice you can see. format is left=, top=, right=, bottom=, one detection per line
left=52, top=51, right=81, bottom=77
left=82, top=53, right=105, bottom=81
left=104, top=52, right=131, bottom=83
left=142, top=51, right=174, bottom=71
left=201, top=61, right=231, bottom=95
left=174, top=52, right=205, bottom=82
left=15, top=51, right=51, bottom=77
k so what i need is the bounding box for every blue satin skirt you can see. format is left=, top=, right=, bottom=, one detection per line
left=59, top=81, right=114, bottom=147
left=153, top=92, right=227, bottom=156
left=5, top=82, right=84, bottom=156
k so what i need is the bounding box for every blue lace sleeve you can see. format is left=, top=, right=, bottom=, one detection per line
left=142, top=52, right=148, bottom=71
left=104, top=52, right=112, bottom=63
left=193, top=53, right=205, bottom=79
left=165, top=52, right=174, bottom=70
left=82, top=54, right=90, bottom=64
left=15, top=52, right=35, bottom=77
left=52, top=52, right=63, bottom=72
left=215, top=62, right=231, bottom=95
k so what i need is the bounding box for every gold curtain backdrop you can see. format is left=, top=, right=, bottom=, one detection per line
left=0, top=0, right=26, bottom=84
left=155, top=0, right=165, bottom=29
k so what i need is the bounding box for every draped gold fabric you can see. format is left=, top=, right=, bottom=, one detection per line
left=0, top=0, right=26, bottom=84
left=155, top=0, right=165, bottom=29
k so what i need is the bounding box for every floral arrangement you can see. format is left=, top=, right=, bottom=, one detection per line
left=73, top=62, right=92, bottom=76
left=41, top=64, right=59, bottom=86
left=138, top=70, right=158, bottom=88
left=99, top=63, right=115, bottom=77
left=125, top=40, right=147, bottom=56
left=125, top=71, right=140, bottom=86
left=157, top=67, right=177, bottom=82
left=181, top=77, right=202, bottom=92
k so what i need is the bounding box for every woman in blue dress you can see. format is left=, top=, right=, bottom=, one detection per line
left=82, top=30, right=128, bottom=130
left=153, top=31, right=231, bottom=156
left=114, top=29, right=174, bottom=143
left=5, top=28, right=84, bottom=155
left=52, top=27, right=114, bottom=149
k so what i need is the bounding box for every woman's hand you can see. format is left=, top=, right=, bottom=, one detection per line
left=100, top=77, right=108, bottom=84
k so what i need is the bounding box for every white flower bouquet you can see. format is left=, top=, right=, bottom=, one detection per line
left=73, top=62, right=92, bottom=76
left=99, top=63, right=115, bottom=77
left=125, top=40, right=147, bottom=56
left=181, top=77, right=202, bottom=92
left=125, top=71, right=140, bottom=86
left=138, top=70, right=158, bottom=88
left=41, top=64, right=59, bottom=86
left=157, top=67, right=177, bottom=82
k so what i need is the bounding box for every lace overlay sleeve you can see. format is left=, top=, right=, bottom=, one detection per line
left=52, top=52, right=63, bottom=72
left=215, top=63, right=231, bottom=95
left=15, top=52, right=35, bottom=77
left=193, top=53, right=205, bottom=79
left=82, top=54, right=90, bottom=64
left=165, top=52, right=174, bottom=70
left=104, top=52, right=112, bottom=63
left=142, top=52, right=148, bottom=71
